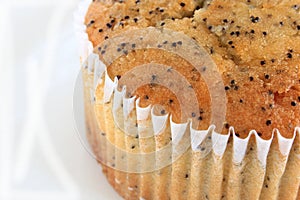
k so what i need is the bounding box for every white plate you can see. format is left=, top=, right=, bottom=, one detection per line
left=0, top=1, right=122, bottom=199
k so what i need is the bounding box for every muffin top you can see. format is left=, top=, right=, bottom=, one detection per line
left=85, top=0, right=300, bottom=139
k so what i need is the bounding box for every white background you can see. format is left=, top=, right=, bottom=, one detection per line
left=0, top=0, right=122, bottom=199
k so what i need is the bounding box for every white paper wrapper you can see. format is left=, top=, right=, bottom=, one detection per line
left=74, top=1, right=300, bottom=200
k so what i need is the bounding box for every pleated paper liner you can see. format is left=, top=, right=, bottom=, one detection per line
left=80, top=52, right=300, bottom=199
left=74, top=1, right=300, bottom=199
left=82, top=56, right=299, bottom=199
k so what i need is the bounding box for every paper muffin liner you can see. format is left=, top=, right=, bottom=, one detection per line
left=74, top=1, right=300, bottom=199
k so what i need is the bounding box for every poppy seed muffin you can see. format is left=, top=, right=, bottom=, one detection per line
left=81, top=0, right=300, bottom=199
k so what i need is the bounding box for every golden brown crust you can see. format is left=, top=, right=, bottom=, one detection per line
left=85, top=0, right=300, bottom=139
left=85, top=0, right=203, bottom=47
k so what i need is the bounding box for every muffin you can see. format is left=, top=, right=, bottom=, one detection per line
left=76, top=0, right=300, bottom=199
